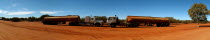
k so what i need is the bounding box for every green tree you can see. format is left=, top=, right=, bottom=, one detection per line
left=28, top=16, right=36, bottom=22
left=165, top=17, right=177, bottom=23
left=11, top=17, right=21, bottom=22
left=188, top=3, right=208, bottom=24
left=1, top=17, right=6, bottom=20
left=79, top=18, right=85, bottom=23
left=39, top=14, right=50, bottom=21
left=20, top=18, right=27, bottom=21
left=208, top=10, right=210, bottom=14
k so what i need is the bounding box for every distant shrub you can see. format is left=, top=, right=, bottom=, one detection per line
left=39, top=14, right=50, bottom=21
left=11, top=17, right=21, bottom=22
left=28, top=16, right=36, bottom=22
left=4, top=18, right=11, bottom=21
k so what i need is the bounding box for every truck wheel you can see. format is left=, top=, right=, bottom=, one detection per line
left=111, top=24, right=116, bottom=28
left=69, top=23, right=73, bottom=26
left=95, top=23, right=101, bottom=27
left=69, top=22, right=78, bottom=26
left=156, top=23, right=161, bottom=27
left=148, top=23, right=153, bottom=26
left=46, top=21, right=57, bottom=25
left=51, top=22, right=58, bottom=25
left=160, top=23, right=164, bottom=27
left=62, top=22, right=66, bottom=24
left=42, top=21, right=48, bottom=25
left=126, top=25, right=130, bottom=27
left=165, top=23, right=170, bottom=26
left=134, top=24, right=139, bottom=27
left=161, top=23, right=168, bottom=27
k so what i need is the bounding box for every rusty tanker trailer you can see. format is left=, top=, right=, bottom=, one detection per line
left=124, top=16, right=170, bottom=27
left=41, top=15, right=170, bottom=27
left=42, top=15, right=80, bottom=25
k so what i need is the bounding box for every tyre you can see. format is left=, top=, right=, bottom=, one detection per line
left=69, top=22, right=78, bottom=26
left=111, top=24, right=116, bottom=28
left=95, top=23, right=101, bottom=27
left=134, top=24, right=139, bottom=27
left=165, top=23, right=170, bottom=26
left=160, top=23, right=165, bottom=27
left=51, top=22, right=58, bottom=25
left=156, top=23, right=161, bottom=27
left=148, top=23, right=154, bottom=26
left=126, top=25, right=130, bottom=27
left=42, top=21, right=48, bottom=25
left=43, top=22, right=48, bottom=25
left=69, top=23, right=73, bottom=26
left=110, top=23, right=117, bottom=28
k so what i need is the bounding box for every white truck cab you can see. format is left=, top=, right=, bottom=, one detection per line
left=85, top=16, right=104, bottom=26
left=107, top=16, right=119, bottom=27
left=85, top=16, right=119, bottom=27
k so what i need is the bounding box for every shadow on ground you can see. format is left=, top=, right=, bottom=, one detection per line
left=199, top=25, right=210, bottom=27
left=113, top=26, right=176, bottom=28
left=55, top=24, right=176, bottom=28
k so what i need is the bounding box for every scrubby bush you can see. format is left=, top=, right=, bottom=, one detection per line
left=39, top=14, right=50, bottom=21
left=0, top=17, right=6, bottom=20
left=4, top=18, right=11, bottom=21
left=11, top=17, right=21, bottom=22
left=79, top=18, right=85, bottom=23
left=20, top=18, right=28, bottom=21
left=28, top=16, right=36, bottom=22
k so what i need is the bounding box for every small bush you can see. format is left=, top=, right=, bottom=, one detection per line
left=4, top=18, right=11, bottom=21
left=28, top=16, right=36, bottom=22
left=11, top=17, right=21, bottom=22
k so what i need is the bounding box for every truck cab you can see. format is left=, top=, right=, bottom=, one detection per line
left=107, top=16, right=119, bottom=27
left=85, top=16, right=104, bottom=26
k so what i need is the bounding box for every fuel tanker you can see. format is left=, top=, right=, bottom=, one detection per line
left=124, top=16, right=170, bottom=27
left=42, top=15, right=170, bottom=27
left=42, top=15, right=80, bottom=25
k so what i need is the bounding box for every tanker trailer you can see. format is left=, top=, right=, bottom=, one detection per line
left=42, top=15, right=80, bottom=25
left=126, top=16, right=170, bottom=27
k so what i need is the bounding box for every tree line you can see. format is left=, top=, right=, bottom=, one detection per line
left=0, top=14, right=204, bottom=24
left=0, top=14, right=50, bottom=22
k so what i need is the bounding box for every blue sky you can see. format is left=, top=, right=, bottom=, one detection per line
left=0, top=0, right=209, bottom=20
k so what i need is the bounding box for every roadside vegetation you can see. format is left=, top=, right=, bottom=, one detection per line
left=0, top=14, right=51, bottom=22
left=0, top=14, right=207, bottom=24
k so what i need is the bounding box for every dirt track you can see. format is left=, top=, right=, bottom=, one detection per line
left=0, top=20, right=210, bottom=40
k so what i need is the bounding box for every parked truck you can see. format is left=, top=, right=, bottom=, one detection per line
left=84, top=16, right=105, bottom=26
left=106, top=16, right=170, bottom=27
left=126, top=16, right=169, bottom=27
left=42, top=15, right=80, bottom=25
left=42, top=15, right=170, bottom=27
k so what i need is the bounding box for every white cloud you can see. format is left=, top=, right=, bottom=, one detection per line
left=0, top=10, right=8, bottom=14
left=0, top=9, right=34, bottom=15
left=40, top=11, right=65, bottom=14
left=7, top=11, right=34, bottom=15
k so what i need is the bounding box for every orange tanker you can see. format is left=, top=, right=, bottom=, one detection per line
left=42, top=15, right=80, bottom=25
left=126, top=16, right=170, bottom=27
left=41, top=15, right=169, bottom=27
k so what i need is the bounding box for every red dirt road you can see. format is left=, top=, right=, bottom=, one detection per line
left=0, top=20, right=210, bottom=40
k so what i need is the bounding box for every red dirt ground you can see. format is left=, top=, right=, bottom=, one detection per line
left=0, top=20, right=209, bottom=40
